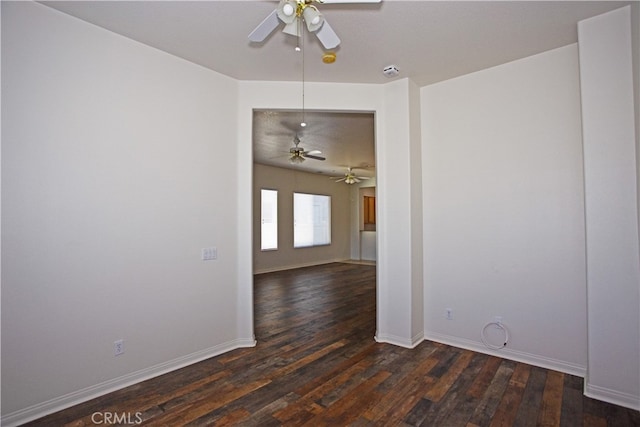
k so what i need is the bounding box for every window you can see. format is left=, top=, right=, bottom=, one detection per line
left=260, top=189, right=278, bottom=250
left=294, top=193, right=331, bottom=248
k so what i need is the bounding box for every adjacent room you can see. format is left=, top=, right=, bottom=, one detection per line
left=252, top=109, right=377, bottom=273
left=2, top=0, right=639, bottom=425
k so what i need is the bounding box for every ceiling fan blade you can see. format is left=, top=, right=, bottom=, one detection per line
left=334, top=177, right=347, bottom=182
left=304, top=154, right=326, bottom=161
left=315, top=20, right=341, bottom=49
left=304, top=150, right=322, bottom=155
left=248, top=9, right=280, bottom=42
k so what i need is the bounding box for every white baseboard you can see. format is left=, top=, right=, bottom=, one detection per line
left=1, top=337, right=257, bottom=427
left=375, top=332, right=424, bottom=349
left=424, top=331, right=587, bottom=378
left=585, top=382, right=640, bottom=411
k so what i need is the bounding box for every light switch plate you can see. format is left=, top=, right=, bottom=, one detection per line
left=201, top=247, right=217, bottom=261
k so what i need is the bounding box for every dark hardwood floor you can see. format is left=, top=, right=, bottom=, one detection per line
left=26, top=262, right=639, bottom=426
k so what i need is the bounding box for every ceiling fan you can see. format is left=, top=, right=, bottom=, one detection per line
left=249, top=0, right=381, bottom=50
left=331, top=167, right=370, bottom=184
left=289, top=135, right=325, bottom=164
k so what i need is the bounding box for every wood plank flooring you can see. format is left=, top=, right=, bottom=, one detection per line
left=25, top=263, right=640, bottom=426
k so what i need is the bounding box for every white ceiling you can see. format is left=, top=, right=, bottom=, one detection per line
left=41, top=0, right=632, bottom=86
left=40, top=0, right=632, bottom=177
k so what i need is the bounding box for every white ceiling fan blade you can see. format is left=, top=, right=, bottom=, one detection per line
left=248, top=9, right=281, bottom=42
left=305, top=150, right=322, bottom=155
left=315, top=20, right=341, bottom=49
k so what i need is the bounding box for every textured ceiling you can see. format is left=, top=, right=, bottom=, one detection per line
left=253, top=110, right=376, bottom=178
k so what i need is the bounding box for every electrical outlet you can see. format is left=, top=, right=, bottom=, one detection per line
left=445, top=308, right=453, bottom=320
left=114, top=339, right=124, bottom=356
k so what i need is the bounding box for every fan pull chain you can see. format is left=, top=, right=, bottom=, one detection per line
left=300, top=16, right=306, bottom=128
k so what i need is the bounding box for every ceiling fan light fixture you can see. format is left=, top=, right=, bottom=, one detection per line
left=331, top=167, right=371, bottom=184
left=289, top=154, right=305, bottom=164
left=303, top=6, right=324, bottom=32
left=249, top=0, right=351, bottom=49
left=282, top=20, right=301, bottom=36
left=277, top=0, right=298, bottom=24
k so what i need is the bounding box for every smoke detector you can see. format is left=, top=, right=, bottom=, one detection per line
left=383, top=65, right=400, bottom=78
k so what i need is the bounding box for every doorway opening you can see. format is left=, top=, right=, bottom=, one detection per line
left=251, top=108, right=378, bottom=338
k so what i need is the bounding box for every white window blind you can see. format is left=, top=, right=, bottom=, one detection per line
left=261, top=189, right=278, bottom=251
left=294, top=193, right=331, bottom=248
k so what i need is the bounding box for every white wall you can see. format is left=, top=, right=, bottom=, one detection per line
left=578, top=6, right=640, bottom=410
left=375, top=79, right=425, bottom=347
left=409, top=79, right=424, bottom=343
left=422, top=44, right=588, bottom=375
left=1, top=2, right=251, bottom=424
left=253, top=163, right=351, bottom=273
